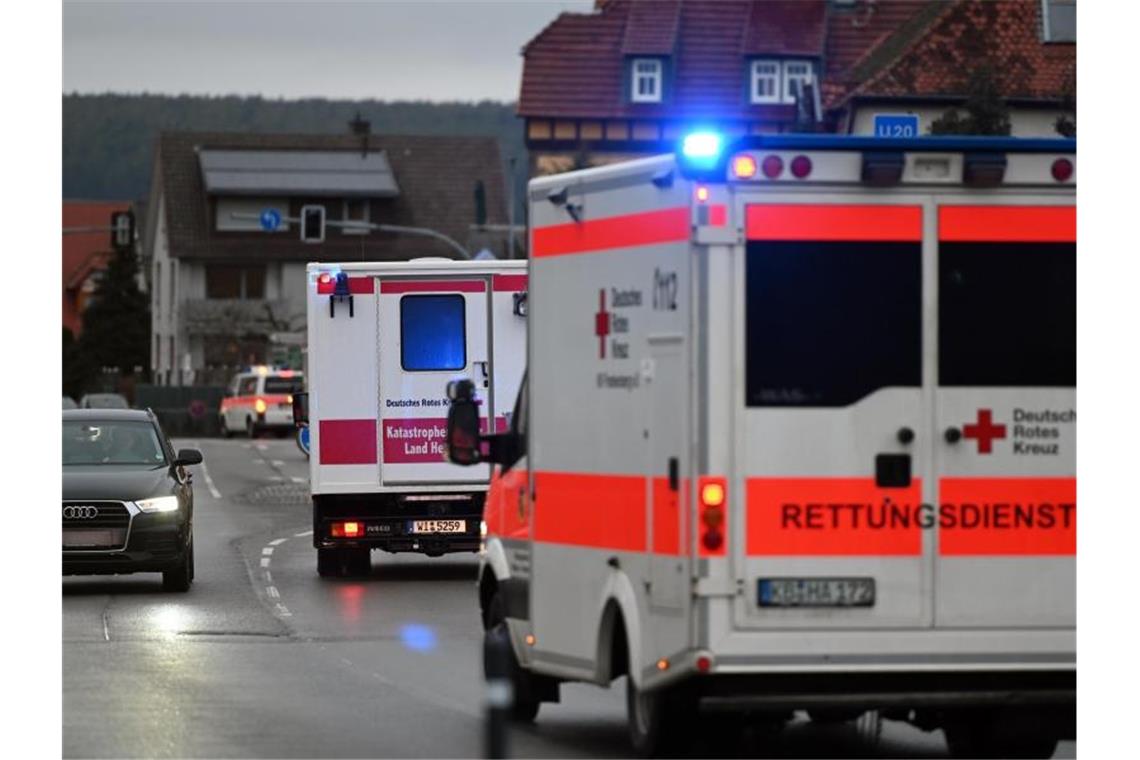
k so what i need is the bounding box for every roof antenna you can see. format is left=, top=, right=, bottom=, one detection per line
left=349, top=111, right=371, bottom=156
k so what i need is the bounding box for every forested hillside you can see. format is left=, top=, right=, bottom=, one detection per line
left=63, top=93, right=526, bottom=204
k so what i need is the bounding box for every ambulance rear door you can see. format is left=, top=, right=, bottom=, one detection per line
left=377, top=274, right=494, bottom=486
left=731, top=195, right=931, bottom=630
left=932, top=200, right=1075, bottom=628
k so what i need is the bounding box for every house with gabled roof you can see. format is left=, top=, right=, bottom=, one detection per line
left=144, top=127, right=506, bottom=385
left=518, top=0, right=1075, bottom=175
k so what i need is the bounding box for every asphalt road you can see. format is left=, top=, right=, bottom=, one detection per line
left=62, top=438, right=1076, bottom=759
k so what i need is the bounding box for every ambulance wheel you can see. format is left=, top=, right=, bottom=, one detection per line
left=626, top=677, right=689, bottom=757
left=485, top=592, right=541, bottom=723
left=943, top=709, right=1059, bottom=759
left=219, top=417, right=233, bottom=438
left=317, top=548, right=369, bottom=578
left=245, top=417, right=259, bottom=439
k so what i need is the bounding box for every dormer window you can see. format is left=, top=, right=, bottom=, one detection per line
left=631, top=58, right=663, bottom=103
left=751, top=60, right=780, bottom=104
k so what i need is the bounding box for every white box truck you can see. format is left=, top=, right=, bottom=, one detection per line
left=446, top=134, right=1075, bottom=757
left=302, top=258, right=526, bottom=577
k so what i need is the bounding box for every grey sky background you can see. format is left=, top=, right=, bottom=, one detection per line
left=63, top=1, right=594, bottom=101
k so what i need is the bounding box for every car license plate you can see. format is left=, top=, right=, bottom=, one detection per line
left=410, top=519, right=465, bottom=534
left=758, top=578, right=875, bottom=607
left=62, top=529, right=120, bottom=549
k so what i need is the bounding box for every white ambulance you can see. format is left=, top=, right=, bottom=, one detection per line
left=446, top=134, right=1075, bottom=757
left=302, top=258, right=526, bottom=577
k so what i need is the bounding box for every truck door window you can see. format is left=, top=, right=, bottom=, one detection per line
left=939, top=242, right=1075, bottom=386
left=745, top=240, right=921, bottom=406
left=400, top=294, right=467, bottom=371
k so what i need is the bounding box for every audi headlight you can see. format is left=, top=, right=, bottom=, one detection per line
left=136, top=496, right=179, bottom=513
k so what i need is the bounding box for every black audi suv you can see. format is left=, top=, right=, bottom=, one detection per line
left=62, top=409, right=202, bottom=592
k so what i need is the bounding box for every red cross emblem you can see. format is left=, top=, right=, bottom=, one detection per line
left=963, top=409, right=1006, bottom=454
left=594, top=289, right=610, bottom=359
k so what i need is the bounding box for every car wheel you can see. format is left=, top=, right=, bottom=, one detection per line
left=163, top=536, right=193, bottom=592
left=485, top=592, right=540, bottom=723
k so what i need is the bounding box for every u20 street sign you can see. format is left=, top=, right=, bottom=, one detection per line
left=873, top=113, right=920, bottom=138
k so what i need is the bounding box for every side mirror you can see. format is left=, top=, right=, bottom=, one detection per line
left=446, top=380, right=482, bottom=466
left=292, top=391, right=309, bottom=426
left=175, top=448, right=203, bottom=466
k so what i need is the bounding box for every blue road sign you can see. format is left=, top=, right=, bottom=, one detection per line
left=874, top=113, right=920, bottom=138
left=260, top=208, right=282, bottom=232
left=297, top=424, right=310, bottom=457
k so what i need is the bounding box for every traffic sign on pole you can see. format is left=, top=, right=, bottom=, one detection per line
left=873, top=113, right=920, bottom=138
left=260, top=208, right=283, bottom=232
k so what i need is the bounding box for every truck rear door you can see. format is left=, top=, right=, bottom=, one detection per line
left=377, top=276, right=494, bottom=486
left=732, top=199, right=931, bottom=630
left=932, top=202, right=1075, bottom=627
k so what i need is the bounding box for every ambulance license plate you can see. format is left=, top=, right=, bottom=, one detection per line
left=409, top=519, right=465, bottom=534
left=758, top=578, right=875, bottom=607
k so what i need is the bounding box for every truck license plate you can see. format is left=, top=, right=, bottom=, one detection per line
left=410, top=519, right=465, bottom=534
left=758, top=578, right=875, bottom=607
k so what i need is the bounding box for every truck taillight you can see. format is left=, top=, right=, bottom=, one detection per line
left=761, top=155, right=783, bottom=179
left=699, top=478, right=727, bottom=555
left=1052, top=158, right=1074, bottom=182
left=790, top=155, right=812, bottom=179
left=731, top=154, right=758, bottom=179
left=331, top=521, right=363, bottom=538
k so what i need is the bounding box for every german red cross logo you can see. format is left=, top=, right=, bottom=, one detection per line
left=963, top=409, right=1007, bottom=454
left=594, top=289, right=610, bottom=359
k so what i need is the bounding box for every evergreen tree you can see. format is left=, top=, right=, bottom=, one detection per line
left=930, top=65, right=1012, bottom=136
left=62, top=327, right=96, bottom=400
left=79, top=246, right=150, bottom=377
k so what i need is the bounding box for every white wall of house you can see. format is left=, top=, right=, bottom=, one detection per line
left=849, top=105, right=1070, bottom=138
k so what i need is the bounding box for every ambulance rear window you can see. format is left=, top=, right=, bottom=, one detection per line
left=400, top=295, right=467, bottom=371
left=745, top=241, right=921, bottom=406
left=939, top=242, right=1075, bottom=386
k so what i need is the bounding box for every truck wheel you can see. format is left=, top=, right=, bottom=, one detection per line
left=317, top=548, right=341, bottom=577
left=626, top=677, right=689, bottom=757
left=855, top=710, right=883, bottom=753
left=944, top=710, right=1059, bottom=759
left=163, top=537, right=193, bottom=592
left=485, top=592, right=541, bottom=723
left=347, top=548, right=371, bottom=577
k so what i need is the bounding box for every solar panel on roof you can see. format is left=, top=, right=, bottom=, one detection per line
left=199, top=149, right=400, bottom=197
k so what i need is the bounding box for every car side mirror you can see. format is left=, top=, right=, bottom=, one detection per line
left=446, top=380, right=482, bottom=466
left=292, top=392, right=309, bottom=426
left=175, top=448, right=203, bottom=466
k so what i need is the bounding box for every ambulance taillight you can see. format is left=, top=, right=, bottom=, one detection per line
left=790, top=155, right=813, bottom=179
left=1052, top=158, right=1074, bottom=182
left=731, top=154, right=758, bottom=179
left=699, top=478, right=727, bottom=554
left=761, top=155, right=783, bottom=179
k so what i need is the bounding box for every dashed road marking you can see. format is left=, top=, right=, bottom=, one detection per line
left=291, top=476, right=306, bottom=484
left=266, top=586, right=280, bottom=599
left=275, top=603, right=292, bottom=618
left=263, top=571, right=273, bottom=584
left=271, top=460, right=285, bottom=467
left=260, top=557, right=270, bottom=568
left=269, top=538, right=287, bottom=546
left=192, top=444, right=222, bottom=499
left=262, top=547, right=274, bottom=555
left=294, top=530, right=313, bottom=538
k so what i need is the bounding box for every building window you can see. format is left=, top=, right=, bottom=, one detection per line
left=1042, top=0, right=1075, bottom=42
left=751, top=60, right=781, bottom=104
left=206, top=265, right=266, bottom=299
left=782, top=61, right=814, bottom=105
left=342, top=198, right=370, bottom=235
left=400, top=295, right=467, bottom=371
left=631, top=58, right=663, bottom=103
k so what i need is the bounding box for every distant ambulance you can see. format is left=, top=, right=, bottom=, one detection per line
left=219, top=366, right=304, bottom=438
left=303, top=259, right=526, bottom=577
left=447, top=135, right=1075, bottom=757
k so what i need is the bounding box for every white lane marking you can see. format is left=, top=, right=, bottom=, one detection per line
left=266, top=586, right=280, bottom=599
left=268, top=538, right=287, bottom=546
left=263, top=571, right=273, bottom=584
left=294, top=530, right=313, bottom=538
left=275, top=603, right=292, bottom=617
left=262, top=547, right=274, bottom=556
left=260, top=557, right=270, bottom=568
left=291, top=476, right=306, bottom=484
left=253, top=459, right=269, bottom=465
left=271, top=460, right=285, bottom=467
left=197, top=459, right=222, bottom=499
left=102, top=610, right=110, bottom=642
left=268, top=475, right=284, bottom=482
left=256, top=443, right=268, bottom=451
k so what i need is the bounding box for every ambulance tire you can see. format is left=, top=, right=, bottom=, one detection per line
left=219, top=416, right=233, bottom=438
left=943, top=709, right=1059, bottom=759
left=484, top=593, right=541, bottom=723
left=245, top=417, right=259, bottom=439
left=316, top=548, right=370, bottom=578
left=626, top=677, right=690, bottom=757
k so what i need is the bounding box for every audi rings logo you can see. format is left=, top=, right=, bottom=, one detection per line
left=63, top=506, right=99, bottom=520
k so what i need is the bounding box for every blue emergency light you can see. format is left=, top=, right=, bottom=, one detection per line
left=330, top=271, right=354, bottom=319
left=680, top=131, right=725, bottom=168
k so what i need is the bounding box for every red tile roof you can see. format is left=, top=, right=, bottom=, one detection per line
left=845, top=0, right=1075, bottom=105
left=63, top=200, right=131, bottom=334
left=519, top=0, right=1074, bottom=123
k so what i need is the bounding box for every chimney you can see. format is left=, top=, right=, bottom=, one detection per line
left=349, top=111, right=371, bottom=155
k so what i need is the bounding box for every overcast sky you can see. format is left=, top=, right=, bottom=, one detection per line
left=63, top=0, right=594, bottom=101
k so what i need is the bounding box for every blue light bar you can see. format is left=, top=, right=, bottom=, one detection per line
left=681, top=131, right=724, bottom=161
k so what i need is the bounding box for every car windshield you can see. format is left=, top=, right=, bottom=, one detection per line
left=84, top=394, right=129, bottom=409
left=63, top=420, right=167, bottom=466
